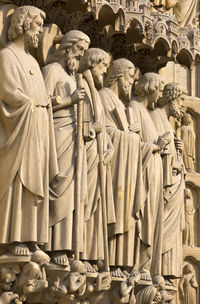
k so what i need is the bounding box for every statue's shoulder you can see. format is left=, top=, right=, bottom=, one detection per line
left=43, top=61, right=60, bottom=73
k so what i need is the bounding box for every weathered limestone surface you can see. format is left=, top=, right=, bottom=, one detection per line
left=0, top=1, right=199, bottom=303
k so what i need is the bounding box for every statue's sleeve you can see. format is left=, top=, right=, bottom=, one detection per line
left=0, top=49, right=30, bottom=107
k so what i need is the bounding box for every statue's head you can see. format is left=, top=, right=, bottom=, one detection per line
left=134, top=72, right=164, bottom=110
left=70, top=260, right=85, bottom=274
left=161, top=82, right=187, bottom=119
left=8, top=6, right=46, bottom=48
left=152, top=275, right=165, bottom=290
left=182, top=113, right=192, bottom=126
left=105, top=58, right=135, bottom=104
left=56, top=30, right=90, bottom=73
left=183, top=264, right=194, bottom=275
left=79, top=48, right=111, bottom=89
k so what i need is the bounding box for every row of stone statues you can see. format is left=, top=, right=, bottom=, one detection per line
left=0, top=4, right=195, bottom=304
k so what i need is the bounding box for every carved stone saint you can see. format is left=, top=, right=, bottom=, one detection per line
left=42, top=30, right=90, bottom=265
left=183, top=189, right=196, bottom=247
left=0, top=6, right=57, bottom=257
left=150, top=82, right=186, bottom=278
left=79, top=48, right=115, bottom=263
left=99, top=59, right=154, bottom=269
left=179, top=264, right=198, bottom=304
left=181, top=113, right=196, bottom=171
left=128, top=73, right=167, bottom=278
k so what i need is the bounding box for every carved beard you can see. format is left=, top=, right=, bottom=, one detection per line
left=25, top=31, right=39, bottom=48
left=120, top=82, right=131, bottom=104
left=169, top=102, right=181, bottom=119
left=66, top=55, right=80, bottom=74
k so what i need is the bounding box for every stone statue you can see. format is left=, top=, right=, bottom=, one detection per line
left=51, top=260, right=87, bottom=303
left=0, top=6, right=57, bottom=257
left=128, top=73, right=168, bottom=278
left=0, top=292, right=19, bottom=304
left=179, top=264, right=198, bottom=304
left=135, top=275, right=173, bottom=303
left=151, top=0, right=198, bottom=27
left=79, top=48, right=115, bottom=266
left=181, top=113, right=196, bottom=171
left=15, top=250, right=50, bottom=302
left=150, top=82, right=186, bottom=278
left=110, top=269, right=141, bottom=304
left=183, top=188, right=196, bottom=247
left=42, top=30, right=90, bottom=265
left=99, top=59, right=155, bottom=269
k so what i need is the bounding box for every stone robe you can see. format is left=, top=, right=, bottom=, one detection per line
left=99, top=88, right=153, bottom=267
left=150, top=107, right=185, bottom=277
left=80, top=81, right=115, bottom=261
left=0, top=43, right=57, bottom=244
left=174, top=0, right=198, bottom=27
left=181, top=124, right=196, bottom=171
left=43, top=62, right=87, bottom=252
left=128, top=100, right=164, bottom=275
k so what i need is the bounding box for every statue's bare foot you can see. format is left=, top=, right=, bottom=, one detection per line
left=8, top=243, right=30, bottom=256
left=52, top=252, right=69, bottom=266
left=140, top=269, right=151, bottom=281
left=83, top=261, right=96, bottom=273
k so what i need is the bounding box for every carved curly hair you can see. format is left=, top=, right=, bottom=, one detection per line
left=162, top=82, right=187, bottom=102
left=8, top=6, right=46, bottom=41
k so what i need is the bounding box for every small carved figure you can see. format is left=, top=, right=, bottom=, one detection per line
left=136, top=275, right=173, bottom=303
left=181, top=113, right=196, bottom=171
left=96, top=258, right=111, bottom=291
left=51, top=260, right=87, bottom=303
left=120, top=270, right=141, bottom=304
left=0, top=266, right=19, bottom=292
left=179, top=264, right=198, bottom=304
left=183, top=189, right=196, bottom=247
left=0, top=5, right=57, bottom=257
left=43, top=30, right=90, bottom=266
left=15, top=250, right=50, bottom=300
left=150, top=82, right=186, bottom=278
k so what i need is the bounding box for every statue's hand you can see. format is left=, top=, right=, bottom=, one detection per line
left=93, top=122, right=103, bottom=134
left=0, top=292, right=19, bottom=304
left=173, top=160, right=183, bottom=175
left=157, top=132, right=172, bottom=151
left=129, top=121, right=140, bottom=133
left=104, top=146, right=114, bottom=165
left=71, top=88, right=85, bottom=104
left=174, top=138, right=183, bottom=152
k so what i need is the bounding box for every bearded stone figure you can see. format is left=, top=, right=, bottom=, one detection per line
left=0, top=6, right=57, bottom=257
left=79, top=48, right=115, bottom=263
left=99, top=59, right=157, bottom=269
left=42, top=30, right=90, bottom=265
left=150, top=82, right=186, bottom=278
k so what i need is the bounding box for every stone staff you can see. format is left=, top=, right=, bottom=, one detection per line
left=75, top=74, right=84, bottom=260
left=83, top=69, right=110, bottom=271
